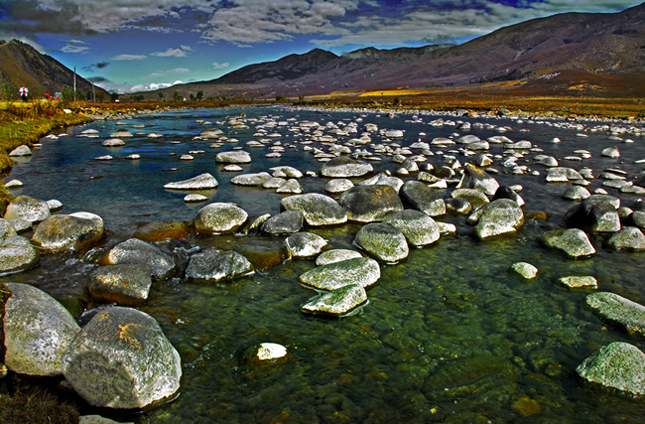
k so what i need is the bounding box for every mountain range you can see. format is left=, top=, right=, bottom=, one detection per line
left=148, top=2, right=645, bottom=100
left=0, top=40, right=108, bottom=100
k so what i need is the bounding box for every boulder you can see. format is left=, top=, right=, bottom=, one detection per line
left=261, top=210, right=303, bottom=236
left=359, top=173, right=404, bottom=192
left=445, top=197, right=472, bottom=215
left=510, top=262, right=538, bottom=279
left=558, top=276, right=598, bottom=289
left=270, top=166, right=303, bottom=178
left=280, top=193, right=347, bottom=226
left=3, top=283, right=80, bottom=376
left=194, top=202, right=248, bottom=234
left=565, top=199, right=620, bottom=233
left=88, top=264, right=152, bottom=306
left=470, top=199, right=524, bottom=240
left=607, top=227, right=645, bottom=251
left=299, top=257, right=380, bottom=290
left=102, top=138, right=125, bottom=147
left=586, top=292, right=645, bottom=337
left=563, top=186, right=591, bottom=201
left=325, top=179, right=354, bottom=193
left=275, top=178, right=303, bottom=194
left=241, top=343, right=288, bottom=368
left=301, top=284, right=367, bottom=316
left=101, top=238, right=176, bottom=280
left=110, top=129, right=133, bottom=138
left=315, top=249, right=363, bottom=266
left=9, top=145, right=32, bottom=156
left=131, top=220, right=191, bottom=242
left=0, top=236, right=40, bottom=273
left=338, top=185, right=404, bottom=223
left=216, top=151, right=251, bottom=164
left=199, top=128, right=223, bottom=138
left=601, top=147, right=620, bottom=158
left=0, top=218, right=17, bottom=241
left=185, top=248, right=254, bottom=282
left=4, top=195, right=50, bottom=223
left=286, top=232, right=328, bottom=258
left=231, top=172, right=272, bottom=186
left=451, top=189, right=489, bottom=210
left=32, top=212, right=104, bottom=253
left=456, top=164, right=499, bottom=196
left=355, top=223, right=409, bottom=263
left=163, top=173, right=218, bottom=190
left=576, top=342, right=645, bottom=397
left=546, top=167, right=584, bottom=183
left=399, top=181, right=446, bottom=217
left=492, top=186, right=525, bottom=207
left=320, top=156, right=373, bottom=178
left=383, top=210, right=440, bottom=246
left=62, top=307, right=182, bottom=409
left=540, top=228, right=596, bottom=258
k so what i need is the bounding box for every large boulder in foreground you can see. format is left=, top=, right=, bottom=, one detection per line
left=586, top=292, right=645, bottom=337
left=62, top=307, right=182, bottom=409
left=88, top=264, right=152, bottom=306
left=299, top=257, right=380, bottom=290
left=338, top=185, right=404, bottom=223
left=576, top=342, right=645, bottom=397
left=0, top=236, right=39, bottom=274
left=101, top=238, right=176, bottom=280
left=280, top=193, right=347, bottom=226
left=540, top=228, right=596, bottom=258
left=32, top=212, right=104, bottom=253
left=354, top=223, right=409, bottom=263
left=399, top=180, right=446, bottom=217
left=4, top=283, right=80, bottom=376
left=4, top=195, right=50, bottom=223
left=185, top=248, right=254, bottom=282
left=163, top=173, right=218, bottom=190
left=456, top=164, right=499, bottom=196
left=194, top=202, right=248, bottom=234
left=383, top=210, right=440, bottom=246
left=301, top=284, right=367, bottom=316
left=320, top=156, right=373, bottom=178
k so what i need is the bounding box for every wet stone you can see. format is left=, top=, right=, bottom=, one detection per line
left=301, top=284, right=367, bottom=316
left=565, top=200, right=621, bottom=233
left=355, top=222, right=409, bottom=263
left=383, top=210, right=440, bottom=247
left=510, top=262, right=538, bottom=279
left=456, top=164, right=499, bottom=196
left=320, top=156, right=373, bottom=178
left=132, top=220, right=190, bottom=242
left=586, top=292, right=645, bottom=337
left=299, top=257, right=380, bottom=290
left=231, top=172, right=272, bottom=186
left=471, top=199, right=524, bottom=240
left=0, top=236, right=40, bottom=274
left=216, top=150, right=251, bottom=164
left=280, top=193, right=347, bottom=226
left=101, top=238, right=176, bottom=280
left=286, top=232, right=328, bottom=258
left=88, top=264, right=152, bottom=306
left=576, top=342, right=645, bottom=397
left=315, top=249, right=363, bottom=266
left=164, top=173, right=218, bottom=190
left=540, top=228, right=596, bottom=258
left=32, top=212, right=104, bottom=253
left=261, top=210, right=304, bottom=236
left=194, top=202, right=248, bottom=234
left=185, top=248, right=254, bottom=282
left=399, top=180, right=446, bottom=217
left=558, top=276, right=598, bottom=289
left=451, top=189, right=489, bottom=210
left=607, top=227, right=645, bottom=251
left=4, top=195, right=50, bottom=223
left=338, top=185, right=404, bottom=223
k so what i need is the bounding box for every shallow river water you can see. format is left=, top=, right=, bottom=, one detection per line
left=4, top=106, right=645, bottom=423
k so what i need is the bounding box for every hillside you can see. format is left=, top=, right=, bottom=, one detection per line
left=141, top=2, right=645, bottom=100
left=0, top=40, right=108, bottom=100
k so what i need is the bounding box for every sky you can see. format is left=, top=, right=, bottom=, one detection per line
left=1, top=0, right=642, bottom=94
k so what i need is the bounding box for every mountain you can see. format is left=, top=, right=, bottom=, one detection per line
left=0, top=39, right=108, bottom=100
left=145, top=2, right=645, bottom=100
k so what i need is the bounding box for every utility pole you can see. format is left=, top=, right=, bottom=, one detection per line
left=73, top=66, right=77, bottom=102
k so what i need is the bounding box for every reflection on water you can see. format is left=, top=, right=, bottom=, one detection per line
left=5, top=107, right=645, bottom=422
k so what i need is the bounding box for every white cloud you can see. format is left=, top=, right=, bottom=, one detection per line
left=171, top=67, right=190, bottom=73
left=61, top=39, right=89, bottom=53
left=111, top=54, right=147, bottom=60
left=212, top=61, right=230, bottom=69
left=152, top=47, right=188, bottom=57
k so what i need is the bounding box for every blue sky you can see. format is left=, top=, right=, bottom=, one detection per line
left=1, top=0, right=642, bottom=93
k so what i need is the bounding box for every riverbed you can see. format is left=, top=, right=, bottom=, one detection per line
left=4, top=106, right=645, bottom=423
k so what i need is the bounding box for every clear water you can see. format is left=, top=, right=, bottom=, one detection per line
left=5, top=107, right=645, bottom=423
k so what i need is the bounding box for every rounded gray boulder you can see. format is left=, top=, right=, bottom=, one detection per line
left=194, top=202, right=248, bottom=234
left=540, top=228, right=596, bottom=258
left=320, top=156, right=373, bottom=178
left=62, top=307, right=182, bottom=409
left=383, top=210, right=440, bottom=246
left=576, top=342, right=645, bottom=397
left=0, top=236, right=40, bottom=273
left=32, top=212, right=104, bottom=253
left=299, top=257, right=380, bottom=290
left=261, top=210, right=303, bottom=236
left=355, top=222, right=409, bottom=263
left=338, top=185, right=404, bottom=223
left=280, top=193, right=347, bottom=226
left=185, top=248, right=254, bottom=282
left=101, top=238, right=176, bottom=280
left=4, top=195, right=50, bottom=223
left=88, top=264, right=152, bottom=306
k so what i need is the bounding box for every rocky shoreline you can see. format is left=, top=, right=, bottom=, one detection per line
left=2, top=105, right=645, bottom=421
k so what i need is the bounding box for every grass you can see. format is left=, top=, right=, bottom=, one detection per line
left=0, top=389, right=80, bottom=424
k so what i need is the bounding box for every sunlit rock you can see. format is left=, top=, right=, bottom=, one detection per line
left=280, top=193, right=347, bottom=226
left=540, top=228, right=596, bottom=258
left=32, top=212, right=104, bottom=253
left=194, top=202, right=248, bottom=234
left=101, top=238, right=176, bottom=280
left=216, top=150, right=251, bottom=164
left=338, top=185, right=403, bottom=223
left=0, top=236, right=39, bottom=273
left=315, top=249, right=363, bottom=266
left=355, top=222, right=409, bottom=263
left=301, top=284, right=367, bottom=316
left=320, top=156, right=373, bottom=178
left=4, top=195, right=50, bottom=223
left=88, top=264, right=152, bottom=306
left=185, top=248, right=254, bottom=282
left=383, top=210, right=440, bottom=246
left=576, top=342, right=645, bottom=397
left=164, top=173, right=218, bottom=190
left=286, top=232, right=328, bottom=258
left=261, top=210, right=303, bottom=235
left=299, top=257, right=380, bottom=290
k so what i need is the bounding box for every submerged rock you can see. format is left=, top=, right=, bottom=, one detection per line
left=280, top=193, right=347, bottom=226
left=62, top=307, right=182, bottom=409
left=452, top=189, right=489, bottom=210
left=586, top=292, right=645, bottom=337
left=315, top=249, right=363, bottom=266
left=194, top=202, right=248, bottom=234
left=286, top=232, right=328, bottom=258
left=88, top=264, right=152, bottom=306
left=185, top=248, right=254, bottom=282
left=101, top=238, right=176, bottom=280
left=540, top=228, right=596, bottom=258
left=132, top=220, right=190, bottom=242
left=510, top=262, right=538, bottom=279
left=320, top=156, right=373, bottom=178
left=576, top=342, right=645, bottom=397
left=338, top=185, right=404, bottom=223
left=301, top=284, right=367, bottom=316
left=163, top=173, right=218, bottom=190
left=4, top=283, right=80, bottom=376
left=242, top=342, right=288, bottom=368
left=32, top=212, right=104, bottom=253
left=299, top=257, right=380, bottom=290
left=355, top=222, right=409, bottom=263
